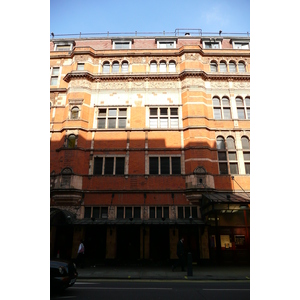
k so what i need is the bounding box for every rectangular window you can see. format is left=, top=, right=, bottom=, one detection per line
left=84, top=207, right=91, bottom=218
left=149, top=157, right=159, bottom=174
left=94, top=157, right=103, bottom=175
left=178, top=207, right=183, bottom=219
left=77, top=63, right=84, bottom=71
left=219, top=163, right=228, bottom=174
left=245, top=163, right=250, bottom=174
left=171, top=157, right=181, bottom=174
left=50, top=67, right=59, bottom=85
left=117, top=207, right=124, bottom=218
left=192, top=207, right=198, bottom=218
left=150, top=207, right=155, bottom=218
left=237, top=108, right=245, bottom=119
left=149, top=107, right=179, bottom=128
left=185, top=207, right=190, bottom=218
left=104, top=157, right=114, bottom=174
left=230, top=163, right=239, bottom=174
left=101, top=207, right=108, bottom=218
left=163, top=207, right=169, bottom=218
left=114, top=42, right=131, bottom=49
left=115, top=157, right=125, bottom=175
left=214, top=108, right=222, bottom=119
left=134, top=207, right=141, bottom=218
left=234, top=43, right=249, bottom=49
left=93, top=207, right=100, bottom=219
left=205, top=42, right=220, bottom=49
left=158, top=41, right=175, bottom=48
left=223, top=108, right=231, bottom=119
left=160, top=157, right=170, bottom=174
left=125, top=207, right=132, bottom=218
left=97, top=107, right=127, bottom=129
left=157, top=207, right=162, bottom=218
left=56, top=44, right=71, bottom=51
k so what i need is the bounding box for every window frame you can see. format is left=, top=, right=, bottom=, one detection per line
left=212, top=96, right=231, bottom=120
left=93, top=156, right=126, bottom=175
left=157, top=40, right=176, bottom=49
left=50, top=67, right=60, bottom=86
left=149, top=106, right=179, bottom=129
left=149, top=156, right=181, bottom=175
left=113, top=41, right=132, bottom=49
left=97, top=107, right=128, bottom=129
left=77, top=63, right=84, bottom=71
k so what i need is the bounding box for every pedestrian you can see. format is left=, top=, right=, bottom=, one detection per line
left=172, top=237, right=185, bottom=271
left=77, top=240, right=85, bottom=268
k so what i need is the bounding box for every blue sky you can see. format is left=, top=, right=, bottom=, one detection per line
left=50, top=0, right=250, bottom=36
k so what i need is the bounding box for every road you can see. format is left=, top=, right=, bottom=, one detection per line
left=50, top=279, right=250, bottom=300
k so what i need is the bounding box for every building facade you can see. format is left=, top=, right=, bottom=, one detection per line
left=50, top=30, right=250, bottom=266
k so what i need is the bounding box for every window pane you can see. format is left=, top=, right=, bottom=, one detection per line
left=230, top=163, right=239, bottom=174
left=210, top=63, right=217, bottom=72
left=125, top=207, right=132, bottom=218
left=94, top=157, right=103, bottom=175
left=150, top=118, right=158, bottom=128
left=112, top=63, right=119, bottom=73
left=119, top=108, right=127, bottom=116
left=236, top=98, right=243, bottom=107
left=171, top=157, right=181, bottom=174
left=117, top=207, right=123, bottom=218
left=134, top=207, right=141, bottom=218
left=243, top=152, right=250, bottom=160
left=192, top=207, right=198, bottom=218
left=163, top=207, right=169, bottom=218
left=121, top=62, right=128, bottom=72
left=214, top=108, right=221, bottom=119
left=98, top=108, right=106, bottom=116
left=216, top=137, right=225, bottom=149
left=160, top=157, right=170, bottom=174
left=247, top=108, right=250, bottom=119
left=218, top=152, right=227, bottom=160
left=160, top=108, right=168, bottom=115
left=242, top=137, right=250, bottom=149
left=104, top=157, right=114, bottom=174
left=118, top=118, right=126, bottom=128
left=160, top=62, right=166, bottom=72
left=71, top=107, right=79, bottom=119
left=50, top=77, right=58, bottom=85
left=169, top=62, right=176, bottom=72
left=150, top=108, right=158, bottom=116
left=229, top=63, right=236, bottom=72
left=157, top=207, right=162, bottom=218
left=185, top=207, right=190, bottom=218
left=150, top=207, right=155, bottom=218
left=84, top=207, right=91, bottom=218
left=108, top=108, right=117, bottom=116
left=178, top=207, right=183, bottom=219
left=228, top=152, right=237, bottom=161
left=223, top=108, right=231, bottom=119
left=238, top=63, right=246, bottom=72
left=108, top=118, right=116, bottom=128
left=170, top=108, right=178, bottom=115
left=219, top=163, right=228, bottom=174
left=222, top=98, right=230, bottom=106
left=245, top=163, right=250, bottom=174
left=77, top=63, right=84, bottom=71
left=101, top=207, right=108, bottom=218
left=67, top=135, right=76, bottom=148
left=97, top=118, right=106, bottom=129
left=213, top=97, right=220, bottom=106
left=115, top=42, right=130, bottom=49
left=220, top=63, right=227, bottom=72
left=103, top=63, right=110, bottom=73
left=149, top=157, right=159, bottom=174
left=150, top=63, right=157, bottom=72
left=93, top=207, right=100, bottom=218
left=160, top=118, right=168, bottom=128
left=52, top=68, right=60, bottom=75
left=226, top=137, right=235, bottom=149
left=115, top=157, right=125, bottom=175
left=170, top=117, right=179, bottom=128
left=245, top=97, right=250, bottom=106
left=237, top=108, right=245, bottom=119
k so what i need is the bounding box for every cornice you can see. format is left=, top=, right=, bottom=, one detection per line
left=63, top=70, right=250, bottom=83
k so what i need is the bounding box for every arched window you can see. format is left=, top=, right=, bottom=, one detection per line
left=159, top=61, right=167, bottom=72
left=238, top=61, right=246, bottom=72
left=210, top=61, right=218, bottom=72
left=219, top=61, right=227, bottom=72
left=241, top=136, right=250, bottom=174
left=227, top=136, right=238, bottom=174
left=102, top=62, right=110, bottom=73
left=216, top=136, right=227, bottom=174
left=213, top=96, right=231, bottom=119
left=71, top=106, right=79, bottom=120
left=169, top=61, right=176, bottom=72
left=150, top=61, right=157, bottom=72
left=121, top=61, right=128, bottom=73
left=67, top=134, right=76, bottom=148
left=229, top=61, right=237, bottom=72
left=216, top=136, right=225, bottom=150
left=112, top=61, right=119, bottom=73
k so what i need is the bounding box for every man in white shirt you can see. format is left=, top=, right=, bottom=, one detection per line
left=77, top=240, right=85, bottom=268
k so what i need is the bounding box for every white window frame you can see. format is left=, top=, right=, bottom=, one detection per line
left=96, top=107, right=128, bottom=129
left=54, top=42, right=73, bottom=51
left=50, top=66, right=60, bottom=86
left=113, top=41, right=132, bottom=49
left=148, top=107, right=179, bottom=129
left=157, top=40, right=176, bottom=49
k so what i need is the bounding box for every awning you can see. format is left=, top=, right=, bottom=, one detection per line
left=200, top=192, right=250, bottom=216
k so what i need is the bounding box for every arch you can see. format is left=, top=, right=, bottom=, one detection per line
left=193, top=166, right=207, bottom=174
left=219, top=60, right=227, bottom=72
left=61, top=167, right=73, bottom=174
left=169, top=60, right=176, bottom=72
left=102, top=61, right=110, bottom=73
left=226, top=136, right=236, bottom=149
left=241, top=136, right=250, bottom=149
left=150, top=60, right=157, bottom=72
left=159, top=60, right=167, bottom=72
left=112, top=61, right=120, bottom=73
left=238, top=61, right=246, bottom=72
left=229, top=60, right=237, bottom=72
left=210, top=60, right=218, bottom=72
left=216, top=136, right=225, bottom=149
left=67, top=134, right=76, bottom=148
left=71, top=106, right=79, bottom=119
left=121, top=60, right=129, bottom=73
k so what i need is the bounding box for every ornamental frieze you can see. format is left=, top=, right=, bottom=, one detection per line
left=148, top=81, right=177, bottom=89
left=68, top=79, right=92, bottom=89
left=210, top=81, right=230, bottom=89
left=233, top=82, right=250, bottom=89
left=98, top=81, right=129, bottom=89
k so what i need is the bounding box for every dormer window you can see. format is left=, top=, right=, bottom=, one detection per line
left=156, top=38, right=177, bottom=49
left=231, top=39, right=250, bottom=49
left=53, top=41, right=74, bottom=51
left=202, top=38, right=223, bottom=49
left=112, top=40, right=132, bottom=49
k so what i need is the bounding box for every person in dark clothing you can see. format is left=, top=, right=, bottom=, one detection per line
left=76, top=240, right=85, bottom=268
left=172, top=237, right=185, bottom=271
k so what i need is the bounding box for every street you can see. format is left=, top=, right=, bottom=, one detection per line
left=50, top=279, right=250, bottom=300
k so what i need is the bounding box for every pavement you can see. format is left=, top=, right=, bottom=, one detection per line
left=77, top=264, right=250, bottom=281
